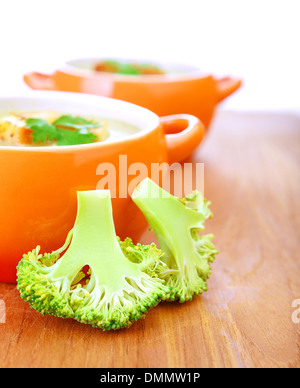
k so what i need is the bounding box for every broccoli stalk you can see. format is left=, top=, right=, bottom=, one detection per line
left=17, top=190, right=170, bottom=330
left=132, top=178, right=218, bottom=303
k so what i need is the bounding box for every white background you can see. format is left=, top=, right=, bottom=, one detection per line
left=0, top=0, right=299, bottom=111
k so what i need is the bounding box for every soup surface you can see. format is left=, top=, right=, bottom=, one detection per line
left=0, top=111, right=140, bottom=147
left=94, top=59, right=165, bottom=75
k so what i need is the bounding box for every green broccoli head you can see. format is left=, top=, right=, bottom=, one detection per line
left=17, top=190, right=170, bottom=330
left=132, top=178, right=218, bottom=303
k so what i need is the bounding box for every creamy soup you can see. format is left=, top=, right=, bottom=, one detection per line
left=67, top=59, right=194, bottom=76
left=94, top=60, right=165, bottom=75
left=101, top=117, right=140, bottom=140
left=0, top=111, right=140, bottom=147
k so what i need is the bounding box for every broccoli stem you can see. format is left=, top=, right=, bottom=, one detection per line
left=132, top=179, right=207, bottom=271
left=51, top=191, right=142, bottom=296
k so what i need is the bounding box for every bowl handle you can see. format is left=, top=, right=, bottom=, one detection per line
left=161, top=114, right=206, bottom=163
left=216, top=76, right=242, bottom=103
left=23, top=72, right=56, bottom=90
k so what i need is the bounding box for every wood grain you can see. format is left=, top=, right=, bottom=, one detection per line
left=0, top=110, right=299, bottom=368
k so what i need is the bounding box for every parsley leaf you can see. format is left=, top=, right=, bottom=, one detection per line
left=26, top=118, right=57, bottom=143
left=25, top=116, right=99, bottom=146
left=53, top=115, right=101, bottom=131
left=55, top=128, right=98, bottom=146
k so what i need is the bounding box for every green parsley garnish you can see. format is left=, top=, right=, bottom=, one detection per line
left=25, top=115, right=99, bottom=146
left=94, top=60, right=164, bottom=75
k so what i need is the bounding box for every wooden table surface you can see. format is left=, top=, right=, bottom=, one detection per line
left=0, top=110, right=299, bottom=368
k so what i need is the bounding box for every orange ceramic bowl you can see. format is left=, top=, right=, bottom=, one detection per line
left=24, top=57, right=242, bottom=128
left=0, top=91, right=205, bottom=283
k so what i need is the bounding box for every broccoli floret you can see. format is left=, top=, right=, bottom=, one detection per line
left=132, top=178, right=218, bottom=303
left=17, top=190, right=170, bottom=330
left=120, top=237, right=169, bottom=278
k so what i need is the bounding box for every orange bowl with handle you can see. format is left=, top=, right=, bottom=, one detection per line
left=24, top=58, right=242, bottom=128
left=0, top=91, right=205, bottom=283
